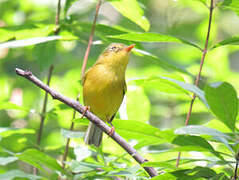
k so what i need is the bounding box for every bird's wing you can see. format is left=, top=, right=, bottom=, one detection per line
left=110, top=81, right=127, bottom=123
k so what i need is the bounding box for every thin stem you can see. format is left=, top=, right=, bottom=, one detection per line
left=55, top=0, right=61, bottom=34
left=61, top=96, right=79, bottom=169
left=33, top=65, right=54, bottom=175
left=176, top=0, right=214, bottom=168
left=233, top=153, right=239, bottom=180
left=15, top=68, right=158, bottom=177
left=81, top=0, right=102, bottom=79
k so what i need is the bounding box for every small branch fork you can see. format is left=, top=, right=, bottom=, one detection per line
left=176, top=0, right=214, bottom=167
left=15, top=68, right=158, bottom=177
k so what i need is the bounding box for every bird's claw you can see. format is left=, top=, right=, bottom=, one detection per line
left=81, top=106, right=90, bottom=118
left=108, top=126, right=115, bottom=137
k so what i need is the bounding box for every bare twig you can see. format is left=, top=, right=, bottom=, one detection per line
left=15, top=68, right=158, bottom=177
left=176, top=0, right=214, bottom=167
left=232, top=153, right=239, bottom=180
left=55, top=0, right=61, bottom=34
left=61, top=96, right=79, bottom=169
left=33, top=65, right=54, bottom=175
left=81, top=0, right=102, bottom=78
left=36, top=65, right=54, bottom=145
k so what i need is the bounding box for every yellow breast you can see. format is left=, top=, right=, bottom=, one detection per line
left=83, top=64, right=125, bottom=121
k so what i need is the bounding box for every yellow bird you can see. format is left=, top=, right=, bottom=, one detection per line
left=82, top=43, right=135, bottom=147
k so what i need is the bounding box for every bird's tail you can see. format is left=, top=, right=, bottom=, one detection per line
left=84, top=122, right=103, bottom=147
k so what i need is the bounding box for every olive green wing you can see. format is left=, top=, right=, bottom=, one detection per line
left=110, top=81, right=127, bottom=123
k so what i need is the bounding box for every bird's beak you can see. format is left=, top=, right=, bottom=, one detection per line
left=125, top=44, right=135, bottom=52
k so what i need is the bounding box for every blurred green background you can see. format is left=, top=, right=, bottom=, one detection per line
left=1, top=0, right=239, bottom=179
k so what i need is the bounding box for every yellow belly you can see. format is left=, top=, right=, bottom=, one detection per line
left=83, top=65, right=124, bottom=121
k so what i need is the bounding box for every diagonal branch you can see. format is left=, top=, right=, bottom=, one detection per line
left=176, top=0, right=214, bottom=167
left=15, top=68, right=158, bottom=178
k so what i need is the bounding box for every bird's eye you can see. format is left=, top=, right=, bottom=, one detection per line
left=110, top=46, right=117, bottom=51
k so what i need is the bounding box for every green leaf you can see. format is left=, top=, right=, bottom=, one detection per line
left=108, top=0, right=150, bottom=31
left=70, top=161, right=102, bottom=173
left=0, top=24, right=56, bottom=43
left=74, top=146, right=93, bottom=161
left=0, top=156, right=18, bottom=165
left=0, top=36, right=61, bottom=49
left=142, top=161, right=177, bottom=170
left=131, top=76, right=208, bottom=107
left=151, top=167, right=218, bottom=180
left=0, top=128, right=35, bottom=137
left=0, top=101, right=29, bottom=111
left=175, top=125, right=233, bottom=152
left=108, top=32, right=201, bottom=50
left=0, top=170, right=43, bottom=180
left=61, top=129, right=84, bottom=138
left=0, top=128, right=35, bottom=152
left=64, top=0, right=79, bottom=17
left=172, top=135, right=223, bottom=159
left=72, top=118, right=89, bottom=125
left=133, top=48, right=191, bottom=75
left=175, top=125, right=230, bottom=139
left=113, top=119, right=175, bottom=148
left=17, top=149, right=68, bottom=175
left=219, top=0, right=239, bottom=17
left=212, top=36, right=239, bottom=49
left=205, top=82, right=238, bottom=131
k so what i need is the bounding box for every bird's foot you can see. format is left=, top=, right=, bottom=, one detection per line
left=108, top=126, right=115, bottom=137
left=81, top=106, right=90, bottom=118
left=107, top=121, right=115, bottom=136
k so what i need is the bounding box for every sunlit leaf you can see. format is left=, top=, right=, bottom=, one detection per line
left=17, top=149, right=68, bottom=175
left=74, top=146, right=93, bottom=161
left=0, top=101, right=29, bottom=111
left=108, top=0, right=150, bottom=31
left=70, top=161, right=102, bottom=173
left=64, top=0, right=79, bottom=17
left=212, top=36, right=239, bottom=49
left=175, top=125, right=230, bottom=139
left=142, top=161, right=177, bottom=170
left=0, top=24, right=56, bottom=43
left=205, top=82, right=238, bottom=131
left=130, top=75, right=208, bottom=107
left=0, top=36, right=61, bottom=48
left=61, top=129, right=84, bottom=138
left=0, top=156, right=18, bottom=165
left=113, top=119, right=175, bottom=148
left=133, top=48, right=190, bottom=75
left=172, top=135, right=223, bottom=159
left=0, top=170, right=43, bottom=180
left=175, top=125, right=233, bottom=152
left=151, top=167, right=218, bottom=180
left=108, top=32, right=201, bottom=50
left=219, top=0, right=239, bottom=17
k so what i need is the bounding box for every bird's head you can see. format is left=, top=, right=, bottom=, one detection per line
left=98, top=43, right=135, bottom=67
